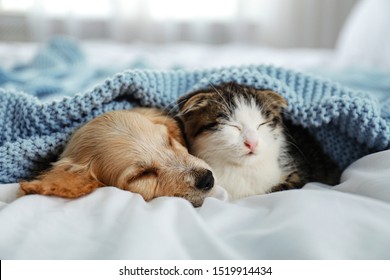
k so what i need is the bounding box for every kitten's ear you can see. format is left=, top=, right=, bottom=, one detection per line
left=177, top=91, right=213, bottom=115
left=255, top=90, right=288, bottom=113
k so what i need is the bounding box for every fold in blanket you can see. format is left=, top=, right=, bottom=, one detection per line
left=0, top=39, right=389, bottom=183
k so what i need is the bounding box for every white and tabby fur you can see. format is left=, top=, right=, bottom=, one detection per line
left=178, top=83, right=340, bottom=200
left=192, top=97, right=292, bottom=199
left=177, top=83, right=301, bottom=200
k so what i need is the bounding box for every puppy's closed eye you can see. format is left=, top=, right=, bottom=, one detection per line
left=127, top=167, right=158, bottom=183
left=137, top=168, right=158, bottom=179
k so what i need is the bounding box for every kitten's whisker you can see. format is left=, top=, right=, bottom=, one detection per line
left=208, top=98, right=230, bottom=109
left=282, top=127, right=307, bottom=160
left=208, top=81, right=234, bottom=112
left=150, top=98, right=182, bottom=128
left=161, top=98, right=180, bottom=114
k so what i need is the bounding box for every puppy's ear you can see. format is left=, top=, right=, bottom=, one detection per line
left=163, top=117, right=187, bottom=147
left=177, top=90, right=214, bottom=115
left=19, top=159, right=103, bottom=198
left=154, top=114, right=187, bottom=147
left=135, top=107, right=187, bottom=147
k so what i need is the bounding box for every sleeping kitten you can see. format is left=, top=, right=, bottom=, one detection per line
left=177, top=82, right=340, bottom=200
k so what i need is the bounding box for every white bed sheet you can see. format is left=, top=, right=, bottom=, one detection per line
left=1, top=150, right=389, bottom=260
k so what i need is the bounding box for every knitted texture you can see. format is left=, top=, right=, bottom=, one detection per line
left=1, top=40, right=390, bottom=183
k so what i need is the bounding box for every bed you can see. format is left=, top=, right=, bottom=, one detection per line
left=1, top=1, right=390, bottom=260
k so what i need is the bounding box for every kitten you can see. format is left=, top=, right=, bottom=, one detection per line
left=177, top=82, right=340, bottom=200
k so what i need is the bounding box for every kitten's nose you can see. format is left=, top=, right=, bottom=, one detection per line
left=244, top=139, right=258, bottom=152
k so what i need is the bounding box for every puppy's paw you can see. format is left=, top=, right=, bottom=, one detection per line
left=20, top=176, right=101, bottom=199
left=19, top=180, right=47, bottom=196
left=18, top=180, right=57, bottom=198
left=17, top=183, right=29, bottom=198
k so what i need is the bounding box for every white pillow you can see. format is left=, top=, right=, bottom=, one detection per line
left=336, top=0, right=390, bottom=69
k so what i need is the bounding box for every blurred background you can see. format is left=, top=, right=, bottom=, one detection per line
left=0, top=0, right=389, bottom=73
left=0, top=0, right=358, bottom=48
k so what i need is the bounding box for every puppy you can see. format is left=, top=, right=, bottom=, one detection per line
left=19, top=108, right=215, bottom=206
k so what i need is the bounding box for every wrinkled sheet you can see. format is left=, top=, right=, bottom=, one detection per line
left=0, top=150, right=389, bottom=259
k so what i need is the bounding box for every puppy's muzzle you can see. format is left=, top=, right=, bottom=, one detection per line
left=195, top=169, right=214, bottom=191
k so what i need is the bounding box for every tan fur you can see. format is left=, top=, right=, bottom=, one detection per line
left=19, top=108, right=214, bottom=206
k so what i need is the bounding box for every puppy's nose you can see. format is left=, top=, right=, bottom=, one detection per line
left=195, top=170, right=214, bottom=191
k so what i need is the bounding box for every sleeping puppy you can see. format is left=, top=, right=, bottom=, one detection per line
left=19, top=108, right=215, bottom=206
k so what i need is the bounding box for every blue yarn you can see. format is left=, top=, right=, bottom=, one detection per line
left=1, top=39, right=389, bottom=183
left=0, top=37, right=117, bottom=99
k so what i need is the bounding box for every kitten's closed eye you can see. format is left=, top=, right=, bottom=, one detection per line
left=257, top=120, right=271, bottom=129
left=228, top=124, right=242, bottom=131
left=194, top=122, right=219, bottom=137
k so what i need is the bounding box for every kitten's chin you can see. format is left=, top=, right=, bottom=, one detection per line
left=240, top=153, right=261, bottom=165
left=223, top=151, right=260, bottom=166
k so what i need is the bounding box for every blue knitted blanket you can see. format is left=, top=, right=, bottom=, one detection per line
left=1, top=38, right=390, bottom=183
